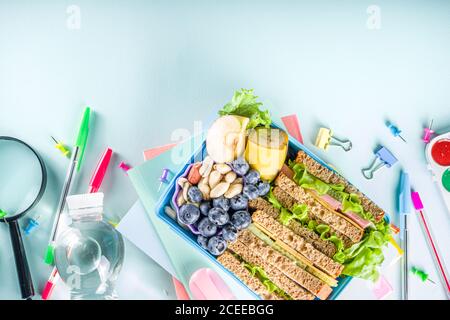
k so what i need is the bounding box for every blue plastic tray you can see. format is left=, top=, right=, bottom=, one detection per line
left=155, top=123, right=353, bottom=300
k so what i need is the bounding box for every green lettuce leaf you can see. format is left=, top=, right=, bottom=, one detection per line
left=218, top=89, right=271, bottom=129
left=287, top=159, right=391, bottom=281
left=267, top=188, right=283, bottom=210
left=243, top=263, right=292, bottom=299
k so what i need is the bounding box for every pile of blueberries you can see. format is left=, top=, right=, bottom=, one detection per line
left=177, top=157, right=270, bottom=256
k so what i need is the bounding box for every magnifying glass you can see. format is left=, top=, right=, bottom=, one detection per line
left=0, top=136, right=47, bottom=300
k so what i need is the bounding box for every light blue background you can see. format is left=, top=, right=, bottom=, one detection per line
left=1, top=0, right=449, bottom=299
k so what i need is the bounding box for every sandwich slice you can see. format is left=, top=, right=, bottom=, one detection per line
left=275, top=169, right=364, bottom=243
left=217, top=149, right=390, bottom=299
left=294, top=150, right=385, bottom=224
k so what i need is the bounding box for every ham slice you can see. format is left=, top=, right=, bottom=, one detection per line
left=342, top=211, right=373, bottom=229
left=279, top=164, right=373, bottom=229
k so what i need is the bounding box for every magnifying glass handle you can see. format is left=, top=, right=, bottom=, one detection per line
left=9, top=220, right=35, bottom=299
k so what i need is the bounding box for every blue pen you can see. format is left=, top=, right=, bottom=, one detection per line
left=398, top=171, right=411, bottom=300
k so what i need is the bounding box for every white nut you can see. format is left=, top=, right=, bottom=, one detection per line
left=199, top=156, right=214, bottom=177
left=198, top=177, right=209, bottom=187
left=209, top=170, right=222, bottom=189
left=182, top=182, right=191, bottom=202
left=177, top=177, right=188, bottom=188
left=210, top=182, right=230, bottom=198
left=198, top=183, right=210, bottom=201
left=224, top=171, right=237, bottom=184
left=165, top=206, right=177, bottom=220
left=224, top=183, right=243, bottom=199
left=176, top=192, right=186, bottom=207
left=232, top=178, right=243, bottom=186
left=214, top=163, right=232, bottom=174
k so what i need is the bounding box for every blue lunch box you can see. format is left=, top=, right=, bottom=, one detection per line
left=155, top=122, right=355, bottom=300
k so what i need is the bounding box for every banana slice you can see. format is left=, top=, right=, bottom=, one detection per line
left=206, top=115, right=249, bottom=163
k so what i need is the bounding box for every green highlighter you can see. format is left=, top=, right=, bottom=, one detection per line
left=44, top=107, right=91, bottom=265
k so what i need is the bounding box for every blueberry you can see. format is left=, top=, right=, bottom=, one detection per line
left=208, top=207, right=230, bottom=226
left=188, top=186, right=203, bottom=203
left=207, top=236, right=227, bottom=256
left=244, top=170, right=260, bottom=185
left=197, top=217, right=218, bottom=237
left=199, top=201, right=211, bottom=216
left=178, top=204, right=201, bottom=225
left=230, top=194, right=248, bottom=211
left=231, top=157, right=250, bottom=176
left=212, top=196, right=230, bottom=211
left=222, top=224, right=238, bottom=242
left=231, top=211, right=252, bottom=230
left=243, top=184, right=259, bottom=200
left=256, top=181, right=270, bottom=197
left=197, top=235, right=209, bottom=250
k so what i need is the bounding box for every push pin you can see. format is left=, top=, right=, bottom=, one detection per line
left=362, top=146, right=398, bottom=180
left=24, top=216, right=40, bottom=235
left=314, top=128, right=352, bottom=151
left=411, top=266, right=435, bottom=284
left=0, top=209, right=7, bottom=219
left=422, top=119, right=434, bottom=144
left=51, top=136, right=71, bottom=157
left=386, top=121, right=407, bottom=143
left=158, top=168, right=171, bottom=192
left=118, top=161, right=131, bottom=172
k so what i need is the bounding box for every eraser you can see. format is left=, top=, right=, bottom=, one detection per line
left=411, top=191, right=424, bottom=210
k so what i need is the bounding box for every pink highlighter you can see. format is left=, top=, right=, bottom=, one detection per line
left=189, top=268, right=235, bottom=300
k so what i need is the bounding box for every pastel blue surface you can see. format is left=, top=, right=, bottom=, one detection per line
left=1, top=0, right=449, bottom=299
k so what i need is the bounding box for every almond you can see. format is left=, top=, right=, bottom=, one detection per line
left=232, top=178, right=243, bottom=186
left=224, top=183, right=243, bottom=199
left=198, top=183, right=210, bottom=201
left=182, top=182, right=191, bottom=202
left=210, top=182, right=230, bottom=199
left=214, top=163, right=232, bottom=174
left=187, top=163, right=202, bottom=185
left=176, top=192, right=186, bottom=207
left=224, top=171, right=237, bottom=184
left=199, top=156, right=214, bottom=178
left=177, top=177, right=188, bottom=188
left=209, top=170, right=222, bottom=189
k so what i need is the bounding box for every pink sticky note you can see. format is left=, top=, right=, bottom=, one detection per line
left=143, top=143, right=178, bottom=161
left=189, top=268, right=235, bottom=300
left=372, top=275, right=393, bottom=300
left=172, top=277, right=190, bottom=300
left=281, top=114, right=303, bottom=144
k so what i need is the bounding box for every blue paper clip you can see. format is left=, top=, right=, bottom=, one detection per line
left=362, top=146, right=398, bottom=179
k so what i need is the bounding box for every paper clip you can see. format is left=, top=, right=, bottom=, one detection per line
left=158, top=168, right=171, bottom=192
left=314, top=128, right=352, bottom=151
left=362, top=146, right=398, bottom=179
left=422, top=119, right=434, bottom=144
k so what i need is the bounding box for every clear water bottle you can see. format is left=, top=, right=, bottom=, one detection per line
left=54, top=193, right=125, bottom=300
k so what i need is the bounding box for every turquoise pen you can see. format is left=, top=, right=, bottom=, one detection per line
left=44, top=107, right=91, bottom=265
left=397, top=170, right=411, bottom=300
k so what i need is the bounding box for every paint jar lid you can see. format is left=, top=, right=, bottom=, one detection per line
left=431, top=139, right=450, bottom=166
left=442, top=169, right=450, bottom=192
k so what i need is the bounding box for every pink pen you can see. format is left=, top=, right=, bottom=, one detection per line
left=411, top=191, right=450, bottom=299
left=42, top=148, right=113, bottom=300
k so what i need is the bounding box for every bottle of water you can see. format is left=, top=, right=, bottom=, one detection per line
left=54, top=193, right=125, bottom=300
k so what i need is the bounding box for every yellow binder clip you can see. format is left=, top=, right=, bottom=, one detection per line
left=314, top=128, right=352, bottom=151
